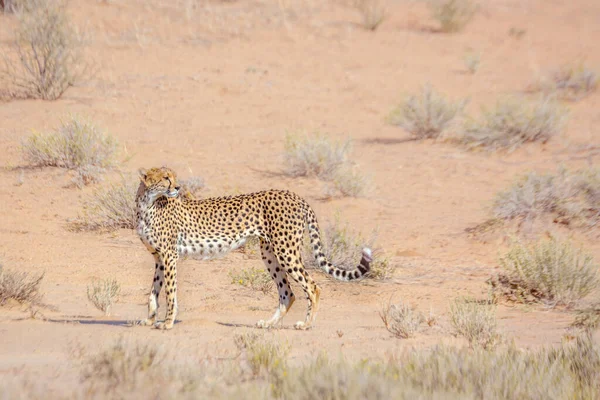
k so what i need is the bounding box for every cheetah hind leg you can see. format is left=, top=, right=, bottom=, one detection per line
left=256, top=241, right=295, bottom=329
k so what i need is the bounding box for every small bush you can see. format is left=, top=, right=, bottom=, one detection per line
left=234, top=333, right=289, bottom=376
left=494, top=237, right=598, bottom=308
left=380, top=299, right=424, bottom=338
left=229, top=267, right=273, bottom=294
left=0, top=264, right=44, bottom=306
left=283, top=132, right=366, bottom=198
left=460, top=97, right=567, bottom=151
left=22, top=115, right=118, bottom=185
left=283, top=133, right=351, bottom=180
left=492, top=168, right=600, bottom=228
left=81, top=340, right=162, bottom=393
left=464, top=51, right=481, bottom=74
left=324, top=166, right=367, bottom=198
left=388, top=84, right=466, bottom=139
left=2, top=0, right=86, bottom=100
left=429, top=0, right=477, bottom=33
left=179, top=176, right=205, bottom=198
left=353, top=0, right=387, bottom=31
left=71, top=179, right=137, bottom=231
left=304, top=215, right=392, bottom=280
left=534, top=64, right=597, bottom=101
left=450, top=297, right=500, bottom=349
left=87, top=278, right=120, bottom=315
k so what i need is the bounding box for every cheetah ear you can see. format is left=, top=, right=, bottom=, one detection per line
left=138, top=168, right=148, bottom=183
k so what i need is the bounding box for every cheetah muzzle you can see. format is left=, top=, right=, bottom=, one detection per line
left=135, top=167, right=372, bottom=330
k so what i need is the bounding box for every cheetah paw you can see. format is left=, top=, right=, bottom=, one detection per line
left=153, top=321, right=173, bottom=330
left=139, top=318, right=155, bottom=326
left=256, top=320, right=271, bottom=329
left=294, top=321, right=310, bottom=330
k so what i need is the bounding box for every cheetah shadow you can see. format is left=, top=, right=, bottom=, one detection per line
left=216, top=321, right=301, bottom=330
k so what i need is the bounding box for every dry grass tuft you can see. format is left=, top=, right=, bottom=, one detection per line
left=9, top=332, right=600, bottom=398
left=234, top=333, right=289, bottom=377
left=380, top=299, right=424, bottom=338
left=229, top=267, right=273, bottom=294
left=0, top=264, right=44, bottom=306
left=460, top=97, right=567, bottom=152
left=492, top=168, right=600, bottom=228
left=492, top=237, right=598, bottom=308
left=429, top=0, right=477, bottom=33
left=87, top=278, right=120, bottom=315
left=450, top=297, right=500, bottom=349
left=389, top=84, right=466, bottom=139
left=353, top=0, right=388, bottom=31
left=179, top=176, right=206, bottom=198
left=1, top=0, right=87, bottom=100
left=304, top=215, right=392, bottom=280
left=464, top=51, right=481, bottom=74
left=533, top=64, right=597, bottom=101
left=283, top=132, right=366, bottom=198
left=283, top=133, right=351, bottom=180
left=71, top=178, right=137, bottom=231
left=22, top=115, right=118, bottom=186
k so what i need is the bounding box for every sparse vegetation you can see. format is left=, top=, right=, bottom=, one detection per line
left=0, top=264, right=44, bottom=306
left=450, top=297, right=500, bottom=349
left=492, top=168, right=600, bottom=228
left=283, top=133, right=366, bottom=198
left=10, top=332, right=600, bottom=398
left=22, top=115, right=118, bottom=186
left=353, top=0, right=388, bottom=31
left=389, top=84, right=466, bottom=139
left=493, top=237, right=598, bottom=308
left=304, top=215, right=392, bottom=280
left=283, top=133, right=351, bottom=180
left=380, top=299, right=424, bottom=338
left=234, top=333, right=289, bottom=376
left=229, top=267, right=273, bottom=294
left=464, top=51, right=481, bottom=74
left=429, top=0, right=477, bottom=33
left=1, top=0, right=87, bottom=100
left=71, top=178, right=137, bottom=231
left=460, top=97, right=567, bottom=151
left=87, top=278, right=120, bottom=315
left=533, top=64, right=597, bottom=101
left=324, top=166, right=367, bottom=198
left=179, top=176, right=205, bottom=198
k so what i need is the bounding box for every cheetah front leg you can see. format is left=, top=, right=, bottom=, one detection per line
left=140, top=253, right=164, bottom=326
left=256, top=240, right=295, bottom=329
left=154, top=250, right=179, bottom=330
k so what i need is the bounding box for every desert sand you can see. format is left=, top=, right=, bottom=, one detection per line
left=0, top=0, right=599, bottom=396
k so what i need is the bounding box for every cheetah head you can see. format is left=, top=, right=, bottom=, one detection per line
left=138, top=167, right=181, bottom=202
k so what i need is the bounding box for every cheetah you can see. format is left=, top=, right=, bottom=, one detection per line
left=136, top=167, right=372, bottom=330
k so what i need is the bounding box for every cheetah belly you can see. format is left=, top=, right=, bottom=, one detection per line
left=176, top=235, right=247, bottom=260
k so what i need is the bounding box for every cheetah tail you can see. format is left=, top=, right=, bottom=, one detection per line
left=306, top=210, right=372, bottom=281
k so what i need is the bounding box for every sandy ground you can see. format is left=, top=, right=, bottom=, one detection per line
left=0, top=0, right=599, bottom=395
